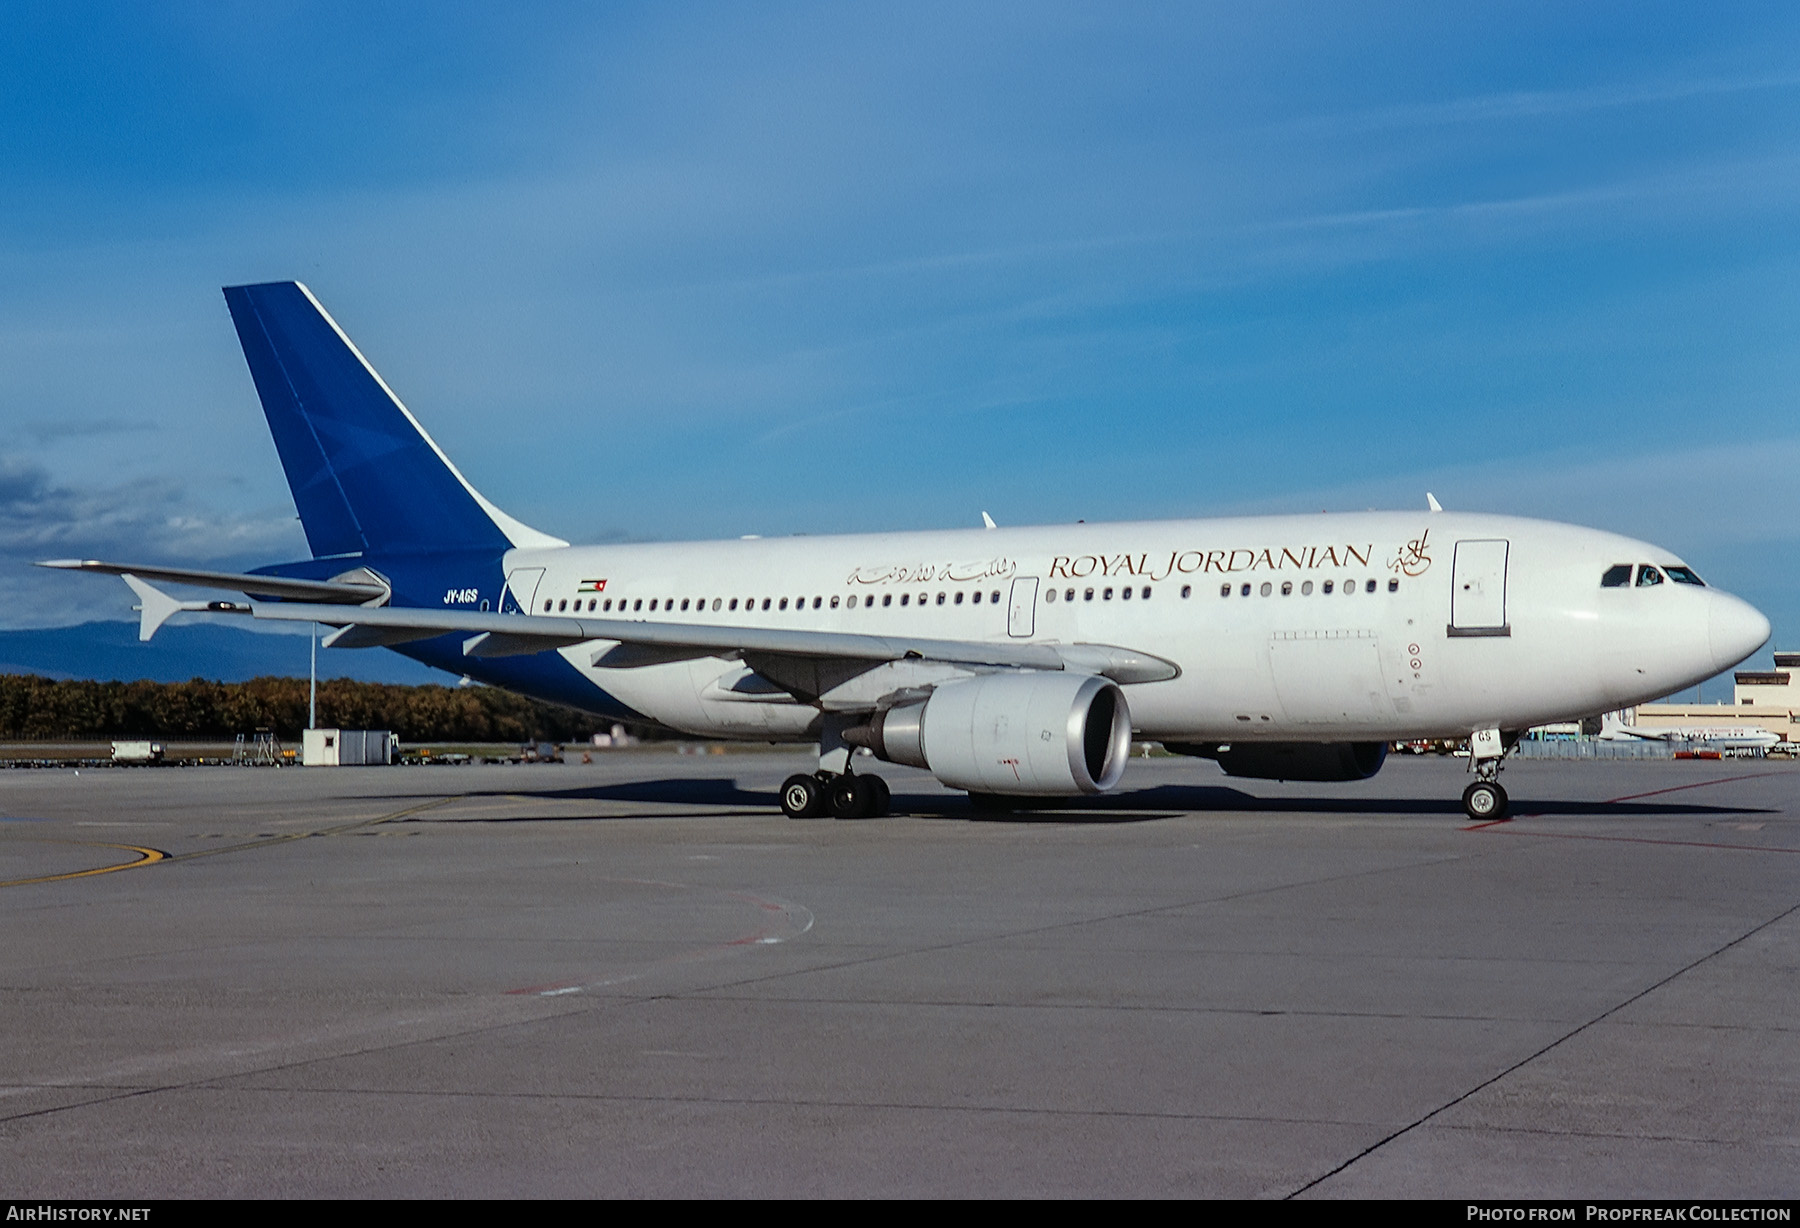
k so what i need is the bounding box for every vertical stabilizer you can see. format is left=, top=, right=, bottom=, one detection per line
left=222, top=282, right=565, bottom=558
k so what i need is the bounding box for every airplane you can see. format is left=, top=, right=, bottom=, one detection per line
left=1597, top=710, right=1783, bottom=751
left=39, top=282, right=1773, bottom=822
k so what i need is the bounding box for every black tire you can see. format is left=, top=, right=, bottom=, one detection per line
left=1462, top=781, right=1508, bottom=821
left=829, top=775, right=876, bottom=820
left=781, top=773, right=827, bottom=819
left=867, top=775, right=891, bottom=817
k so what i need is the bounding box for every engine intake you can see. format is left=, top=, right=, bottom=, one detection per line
left=847, top=673, right=1132, bottom=795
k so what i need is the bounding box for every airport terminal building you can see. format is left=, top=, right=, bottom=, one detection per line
left=1632, top=650, right=1799, bottom=744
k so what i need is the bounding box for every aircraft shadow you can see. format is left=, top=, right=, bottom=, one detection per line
left=375, top=778, right=1775, bottom=824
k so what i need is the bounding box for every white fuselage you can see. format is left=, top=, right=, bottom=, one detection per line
left=487, top=511, right=1767, bottom=742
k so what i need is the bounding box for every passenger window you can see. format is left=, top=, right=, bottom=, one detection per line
left=954, top=591, right=964, bottom=605
left=1301, top=581, right=1313, bottom=595
left=559, top=599, right=568, bottom=611
left=1240, top=583, right=1251, bottom=597
left=1064, top=589, right=1074, bottom=602
left=846, top=595, right=856, bottom=609
left=1085, top=588, right=1095, bottom=601
left=1636, top=566, right=1664, bottom=587
left=680, top=599, right=690, bottom=611
left=936, top=592, right=946, bottom=606
left=971, top=591, right=981, bottom=604
left=729, top=599, right=738, bottom=611
left=1103, top=587, right=1114, bottom=600
left=831, top=596, right=840, bottom=609
left=1181, top=585, right=1191, bottom=598
left=1365, top=579, right=1377, bottom=593
left=1220, top=584, right=1231, bottom=598
left=991, top=591, right=1001, bottom=603
left=1045, top=589, right=1057, bottom=603
left=1600, top=564, right=1632, bottom=588
left=1321, top=581, right=1333, bottom=595
left=813, top=596, right=823, bottom=609
left=713, top=598, right=722, bottom=611
left=762, top=598, right=771, bottom=611
left=1280, top=581, right=1292, bottom=596
left=883, top=594, right=893, bottom=607
left=1259, top=582, right=1271, bottom=597
left=779, top=598, right=789, bottom=610
left=1121, top=587, right=1131, bottom=600
left=1387, top=579, right=1398, bottom=593
left=543, top=599, right=553, bottom=612
left=1665, top=566, right=1706, bottom=586
left=1141, top=586, right=1151, bottom=600
left=1344, top=581, right=1355, bottom=596
left=633, top=599, right=643, bottom=612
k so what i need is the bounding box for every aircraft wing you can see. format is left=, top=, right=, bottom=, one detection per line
left=239, top=598, right=1178, bottom=686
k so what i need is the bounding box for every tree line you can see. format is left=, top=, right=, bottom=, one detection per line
left=0, top=674, right=623, bottom=743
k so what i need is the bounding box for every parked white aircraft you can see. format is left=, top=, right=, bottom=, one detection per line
left=42, top=284, right=1772, bottom=821
left=1598, top=710, right=1783, bottom=751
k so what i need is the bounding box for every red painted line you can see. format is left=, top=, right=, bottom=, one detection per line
left=1461, top=819, right=1512, bottom=831
left=1468, top=827, right=1800, bottom=855
left=1603, top=770, right=1791, bottom=805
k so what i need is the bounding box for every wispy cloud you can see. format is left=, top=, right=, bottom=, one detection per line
left=1278, top=70, right=1800, bottom=138
left=0, top=454, right=305, bottom=628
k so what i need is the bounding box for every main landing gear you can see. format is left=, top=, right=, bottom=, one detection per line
left=780, top=771, right=891, bottom=820
left=781, top=713, right=891, bottom=820
left=1460, top=727, right=1512, bottom=821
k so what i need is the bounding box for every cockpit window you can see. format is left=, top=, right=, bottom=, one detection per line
left=1600, top=565, right=1632, bottom=588
left=1635, top=565, right=1664, bottom=587
left=1664, top=565, right=1705, bottom=586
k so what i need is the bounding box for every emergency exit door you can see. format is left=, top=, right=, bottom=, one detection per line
left=1448, top=540, right=1509, bottom=636
left=1008, top=577, right=1039, bottom=637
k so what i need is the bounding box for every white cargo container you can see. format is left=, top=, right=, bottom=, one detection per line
left=111, top=740, right=164, bottom=764
left=302, top=729, right=393, bottom=767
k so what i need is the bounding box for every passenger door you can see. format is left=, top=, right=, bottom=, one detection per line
left=501, top=567, right=545, bottom=615
left=1449, top=540, right=1510, bottom=636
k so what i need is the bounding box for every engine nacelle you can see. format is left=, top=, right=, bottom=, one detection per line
left=850, top=673, right=1132, bottom=795
left=1166, top=740, right=1388, bottom=782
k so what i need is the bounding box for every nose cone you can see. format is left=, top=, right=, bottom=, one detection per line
left=1710, top=593, right=1772, bottom=672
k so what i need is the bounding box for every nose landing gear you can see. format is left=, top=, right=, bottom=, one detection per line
left=1461, top=727, right=1513, bottom=821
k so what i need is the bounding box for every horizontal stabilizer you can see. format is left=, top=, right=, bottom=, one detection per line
left=38, top=559, right=387, bottom=604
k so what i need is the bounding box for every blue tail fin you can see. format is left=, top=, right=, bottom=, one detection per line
left=223, top=281, right=563, bottom=559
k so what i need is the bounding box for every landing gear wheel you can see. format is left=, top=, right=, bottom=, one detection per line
left=1462, top=780, right=1508, bottom=821
left=829, top=774, right=877, bottom=820
left=867, top=775, right=891, bottom=817
left=781, top=773, right=828, bottom=819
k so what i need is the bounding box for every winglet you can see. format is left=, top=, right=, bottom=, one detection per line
left=1426, top=492, right=1443, bottom=513
left=122, top=575, right=198, bottom=642
left=981, top=511, right=997, bottom=529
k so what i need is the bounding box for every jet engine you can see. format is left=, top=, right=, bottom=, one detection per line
left=846, top=673, right=1132, bottom=795
left=1165, top=740, right=1388, bottom=782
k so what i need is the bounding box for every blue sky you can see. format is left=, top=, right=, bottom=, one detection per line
left=2, top=2, right=1797, bottom=684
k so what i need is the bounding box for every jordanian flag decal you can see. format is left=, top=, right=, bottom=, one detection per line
left=578, top=579, right=607, bottom=593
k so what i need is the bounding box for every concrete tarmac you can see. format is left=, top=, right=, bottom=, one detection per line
left=1, top=752, right=1796, bottom=1198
